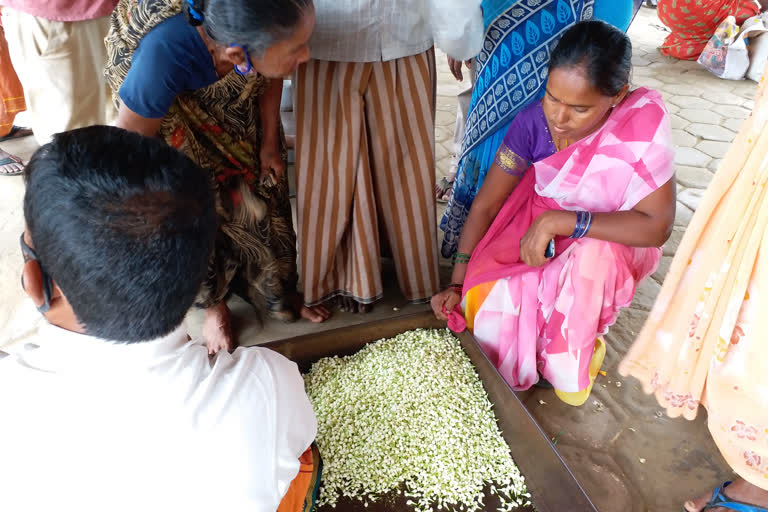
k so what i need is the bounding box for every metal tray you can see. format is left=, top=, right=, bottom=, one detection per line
left=264, top=312, right=597, bottom=512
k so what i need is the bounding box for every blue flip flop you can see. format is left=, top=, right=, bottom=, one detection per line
left=691, top=481, right=768, bottom=512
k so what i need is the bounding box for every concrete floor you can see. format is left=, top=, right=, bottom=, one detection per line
left=0, top=7, right=759, bottom=510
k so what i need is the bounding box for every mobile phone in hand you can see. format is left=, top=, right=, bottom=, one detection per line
left=545, top=239, right=555, bottom=259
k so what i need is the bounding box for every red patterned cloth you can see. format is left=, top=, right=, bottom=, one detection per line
left=658, top=0, right=759, bottom=60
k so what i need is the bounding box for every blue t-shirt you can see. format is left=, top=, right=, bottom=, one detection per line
left=119, top=13, right=219, bottom=119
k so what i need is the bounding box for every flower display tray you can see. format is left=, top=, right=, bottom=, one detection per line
left=264, top=311, right=596, bottom=512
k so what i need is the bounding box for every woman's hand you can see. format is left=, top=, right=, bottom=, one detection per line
left=431, top=288, right=462, bottom=321
left=259, top=137, right=285, bottom=186
left=520, top=211, right=564, bottom=267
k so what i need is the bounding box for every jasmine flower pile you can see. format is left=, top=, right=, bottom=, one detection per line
left=304, top=328, right=531, bottom=511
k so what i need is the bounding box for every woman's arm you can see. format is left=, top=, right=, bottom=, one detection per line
left=258, top=78, right=286, bottom=183
left=431, top=162, right=522, bottom=320
left=520, top=179, right=677, bottom=267
left=450, top=163, right=522, bottom=284
left=116, top=104, right=164, bottom=137
left=259, top=78, right=282, bottom=146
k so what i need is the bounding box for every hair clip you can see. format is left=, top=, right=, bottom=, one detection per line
left=186, top=0, right=203, bottom=24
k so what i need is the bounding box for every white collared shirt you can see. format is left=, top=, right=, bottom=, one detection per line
left=0, top=323, right=317, bottom=512
left=309, top=0, right=484, bottom=62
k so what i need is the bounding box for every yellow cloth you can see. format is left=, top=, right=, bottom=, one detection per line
left=0, top=9, right=24, bottom=138
left=555, top=337, right=605, bottom=406
left=620, top=71, right=768, bottom=490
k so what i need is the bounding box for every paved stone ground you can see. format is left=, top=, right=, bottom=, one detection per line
left=0, top=7, right=758, bottom=510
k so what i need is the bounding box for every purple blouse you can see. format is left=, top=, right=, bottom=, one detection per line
left=493, top=100, right=557, bottom=177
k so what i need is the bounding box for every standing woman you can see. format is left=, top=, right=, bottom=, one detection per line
left=105, top=0, right=330, bottom=354
left=620, top=66, right=768, bottom=511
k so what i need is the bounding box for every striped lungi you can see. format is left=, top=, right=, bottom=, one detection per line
left=294, top=49, right=440, bottom=306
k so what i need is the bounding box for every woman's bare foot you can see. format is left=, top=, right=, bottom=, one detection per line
left=203, top=301, right=233, bottom=355
left=288, top=294, right=330, bottom=323
left=268, top=307, right=297, bottom=322
left=683, top=478, right=768, bottom=512
left=300, top=304, right=331, bottom=322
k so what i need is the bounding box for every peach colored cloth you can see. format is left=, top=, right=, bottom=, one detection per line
left=620, top=70, right=768, bottom=490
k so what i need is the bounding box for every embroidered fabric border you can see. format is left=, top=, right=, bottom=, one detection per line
left=494, top=142, right=528, bottom=176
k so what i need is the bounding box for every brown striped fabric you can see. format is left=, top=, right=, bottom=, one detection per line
left=294, top=49, right=440, bottom=306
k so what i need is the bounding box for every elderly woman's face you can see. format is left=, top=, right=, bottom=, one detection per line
left=251, top=7, right=315, bottom=78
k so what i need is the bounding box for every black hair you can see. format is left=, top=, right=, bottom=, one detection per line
left=23, top=126, right=217, bottom=343
left=549, top=20, right=632, bottom=97
left=185, top=0, right=312, bottom=56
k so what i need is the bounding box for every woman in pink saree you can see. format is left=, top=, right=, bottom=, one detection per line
left=432, top=20, right=677, bottom=406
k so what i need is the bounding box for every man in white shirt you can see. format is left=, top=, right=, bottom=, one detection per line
left=293, top=0, right=483, bottom=314
left=0, top=126, right=318, bottom=512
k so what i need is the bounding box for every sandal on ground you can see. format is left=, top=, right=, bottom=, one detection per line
left=0, top=125, right=32, bottom=142
left=687, top=482, right=768, bottom=512
left=435, top=176, right=454, bottom=203
left=0, top=152, right=24, bottom=176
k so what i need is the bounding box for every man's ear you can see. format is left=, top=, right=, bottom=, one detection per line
left=23, top=262, right=84, bottom=333
left=22, top=261, right=66, bottom=313
left=21, top=259, right=46, bottom=310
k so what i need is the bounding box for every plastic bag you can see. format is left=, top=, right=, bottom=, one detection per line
left=747, top=13, right=768, bottom=82
left=747, top=34, right=768, bottom=81
left=698, top=15, right=767, bottom=80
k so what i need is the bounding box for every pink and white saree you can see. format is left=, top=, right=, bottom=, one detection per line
left=463, top=88, right=675, bottom=393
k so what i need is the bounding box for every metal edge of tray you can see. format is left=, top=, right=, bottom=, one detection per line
left=263, top=311, right=597, bottom=512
